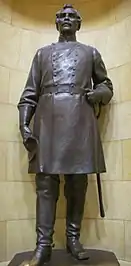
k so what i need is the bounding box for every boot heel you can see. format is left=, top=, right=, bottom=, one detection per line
left=66, top=239, right=89, bottom=260
left=66, top=245, right=71, bottom=253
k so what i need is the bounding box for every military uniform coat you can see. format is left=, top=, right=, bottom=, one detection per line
left=18, top=41, right=113, bottom=174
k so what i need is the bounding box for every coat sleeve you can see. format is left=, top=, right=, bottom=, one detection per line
left=92, top=48, right=113, bottom=105
left=17, top=48, right=42, bottom=110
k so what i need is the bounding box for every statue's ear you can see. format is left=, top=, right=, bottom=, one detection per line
left=56, top=22, right=59, bottom=31
left=77, top=22, right=81, bottom=31
left=77, top=16, right=82, bottom=31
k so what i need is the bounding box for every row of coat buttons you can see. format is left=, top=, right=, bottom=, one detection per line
left=52, top=58, right=78, bottom=64
left=47, top=92, right=76, bottom=95
left=53, top=83, right=75, bottom=87
left=53, top=73, right=75, bottom=77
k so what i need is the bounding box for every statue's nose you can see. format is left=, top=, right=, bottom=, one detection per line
left=64, top=14, right=70, bottom=20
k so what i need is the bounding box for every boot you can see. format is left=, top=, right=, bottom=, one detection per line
left=64, top=174, right=89, bottom=260
left=29, top=174, right=60, bottom=266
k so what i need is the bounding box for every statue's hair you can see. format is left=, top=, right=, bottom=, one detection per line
left=63, top=4, right=73, bottom=9
left=56, top=4, right=82, bottom=31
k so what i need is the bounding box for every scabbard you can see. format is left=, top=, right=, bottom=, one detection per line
left=96, top=173, right=105, bottom=218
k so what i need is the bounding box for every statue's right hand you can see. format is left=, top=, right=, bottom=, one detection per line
left=20, top=125, right=38, bottom=152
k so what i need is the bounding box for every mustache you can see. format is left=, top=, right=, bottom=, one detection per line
left=61, top=21, right=72, bottom=26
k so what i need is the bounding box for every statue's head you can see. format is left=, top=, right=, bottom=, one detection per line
left=56, top=4, right=82, bottom=34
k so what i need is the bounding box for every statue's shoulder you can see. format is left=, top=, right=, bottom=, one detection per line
left=77, top=42, right=96, bottom=53
left=34, top=45, right=52, bottom=61
left=37, top=44, right=52, bottom=54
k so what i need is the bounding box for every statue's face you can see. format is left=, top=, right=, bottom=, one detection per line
left=56, top=8, right=80, bottom=34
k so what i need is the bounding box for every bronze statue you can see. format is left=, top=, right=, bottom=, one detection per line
left=17, top=4, right=113, bottom=266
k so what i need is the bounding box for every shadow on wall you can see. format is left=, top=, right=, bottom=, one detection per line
left=2, top=0, right=124, bottom=24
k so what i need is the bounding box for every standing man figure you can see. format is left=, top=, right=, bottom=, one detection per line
left=18, top=4, right=113, bottom=266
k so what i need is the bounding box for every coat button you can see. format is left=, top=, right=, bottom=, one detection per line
left=71, top=84, right=74, bottom=88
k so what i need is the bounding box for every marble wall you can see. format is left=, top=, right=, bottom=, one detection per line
left=0, top=0, right=131, bottom=263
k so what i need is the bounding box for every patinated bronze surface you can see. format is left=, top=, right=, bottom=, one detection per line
left=18, top=4, right=113, bottom=265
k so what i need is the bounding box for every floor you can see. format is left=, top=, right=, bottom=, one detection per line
left=119, top=261, right=131, bottom=266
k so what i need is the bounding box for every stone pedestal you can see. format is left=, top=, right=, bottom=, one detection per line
left=8, top=249, right=120, bottom=266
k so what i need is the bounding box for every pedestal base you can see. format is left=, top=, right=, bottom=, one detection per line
left=8, top=249, right=120, bottom=266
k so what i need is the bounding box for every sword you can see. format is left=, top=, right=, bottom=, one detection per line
left=96, top=173, right=105, bottom=218
left=83, top=88, right=105, bottom=218
left=96, top=103, right=105, bottom=218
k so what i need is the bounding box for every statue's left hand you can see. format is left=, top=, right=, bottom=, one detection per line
left=86, top=90, right=101, bottom=104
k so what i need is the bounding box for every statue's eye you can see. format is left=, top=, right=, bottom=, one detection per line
left=69, top=13, right=76, bottom=18
left=59, top=13, right=66, bottom=18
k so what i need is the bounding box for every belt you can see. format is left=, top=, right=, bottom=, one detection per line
left=41, top=85, right=86, bottom=95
